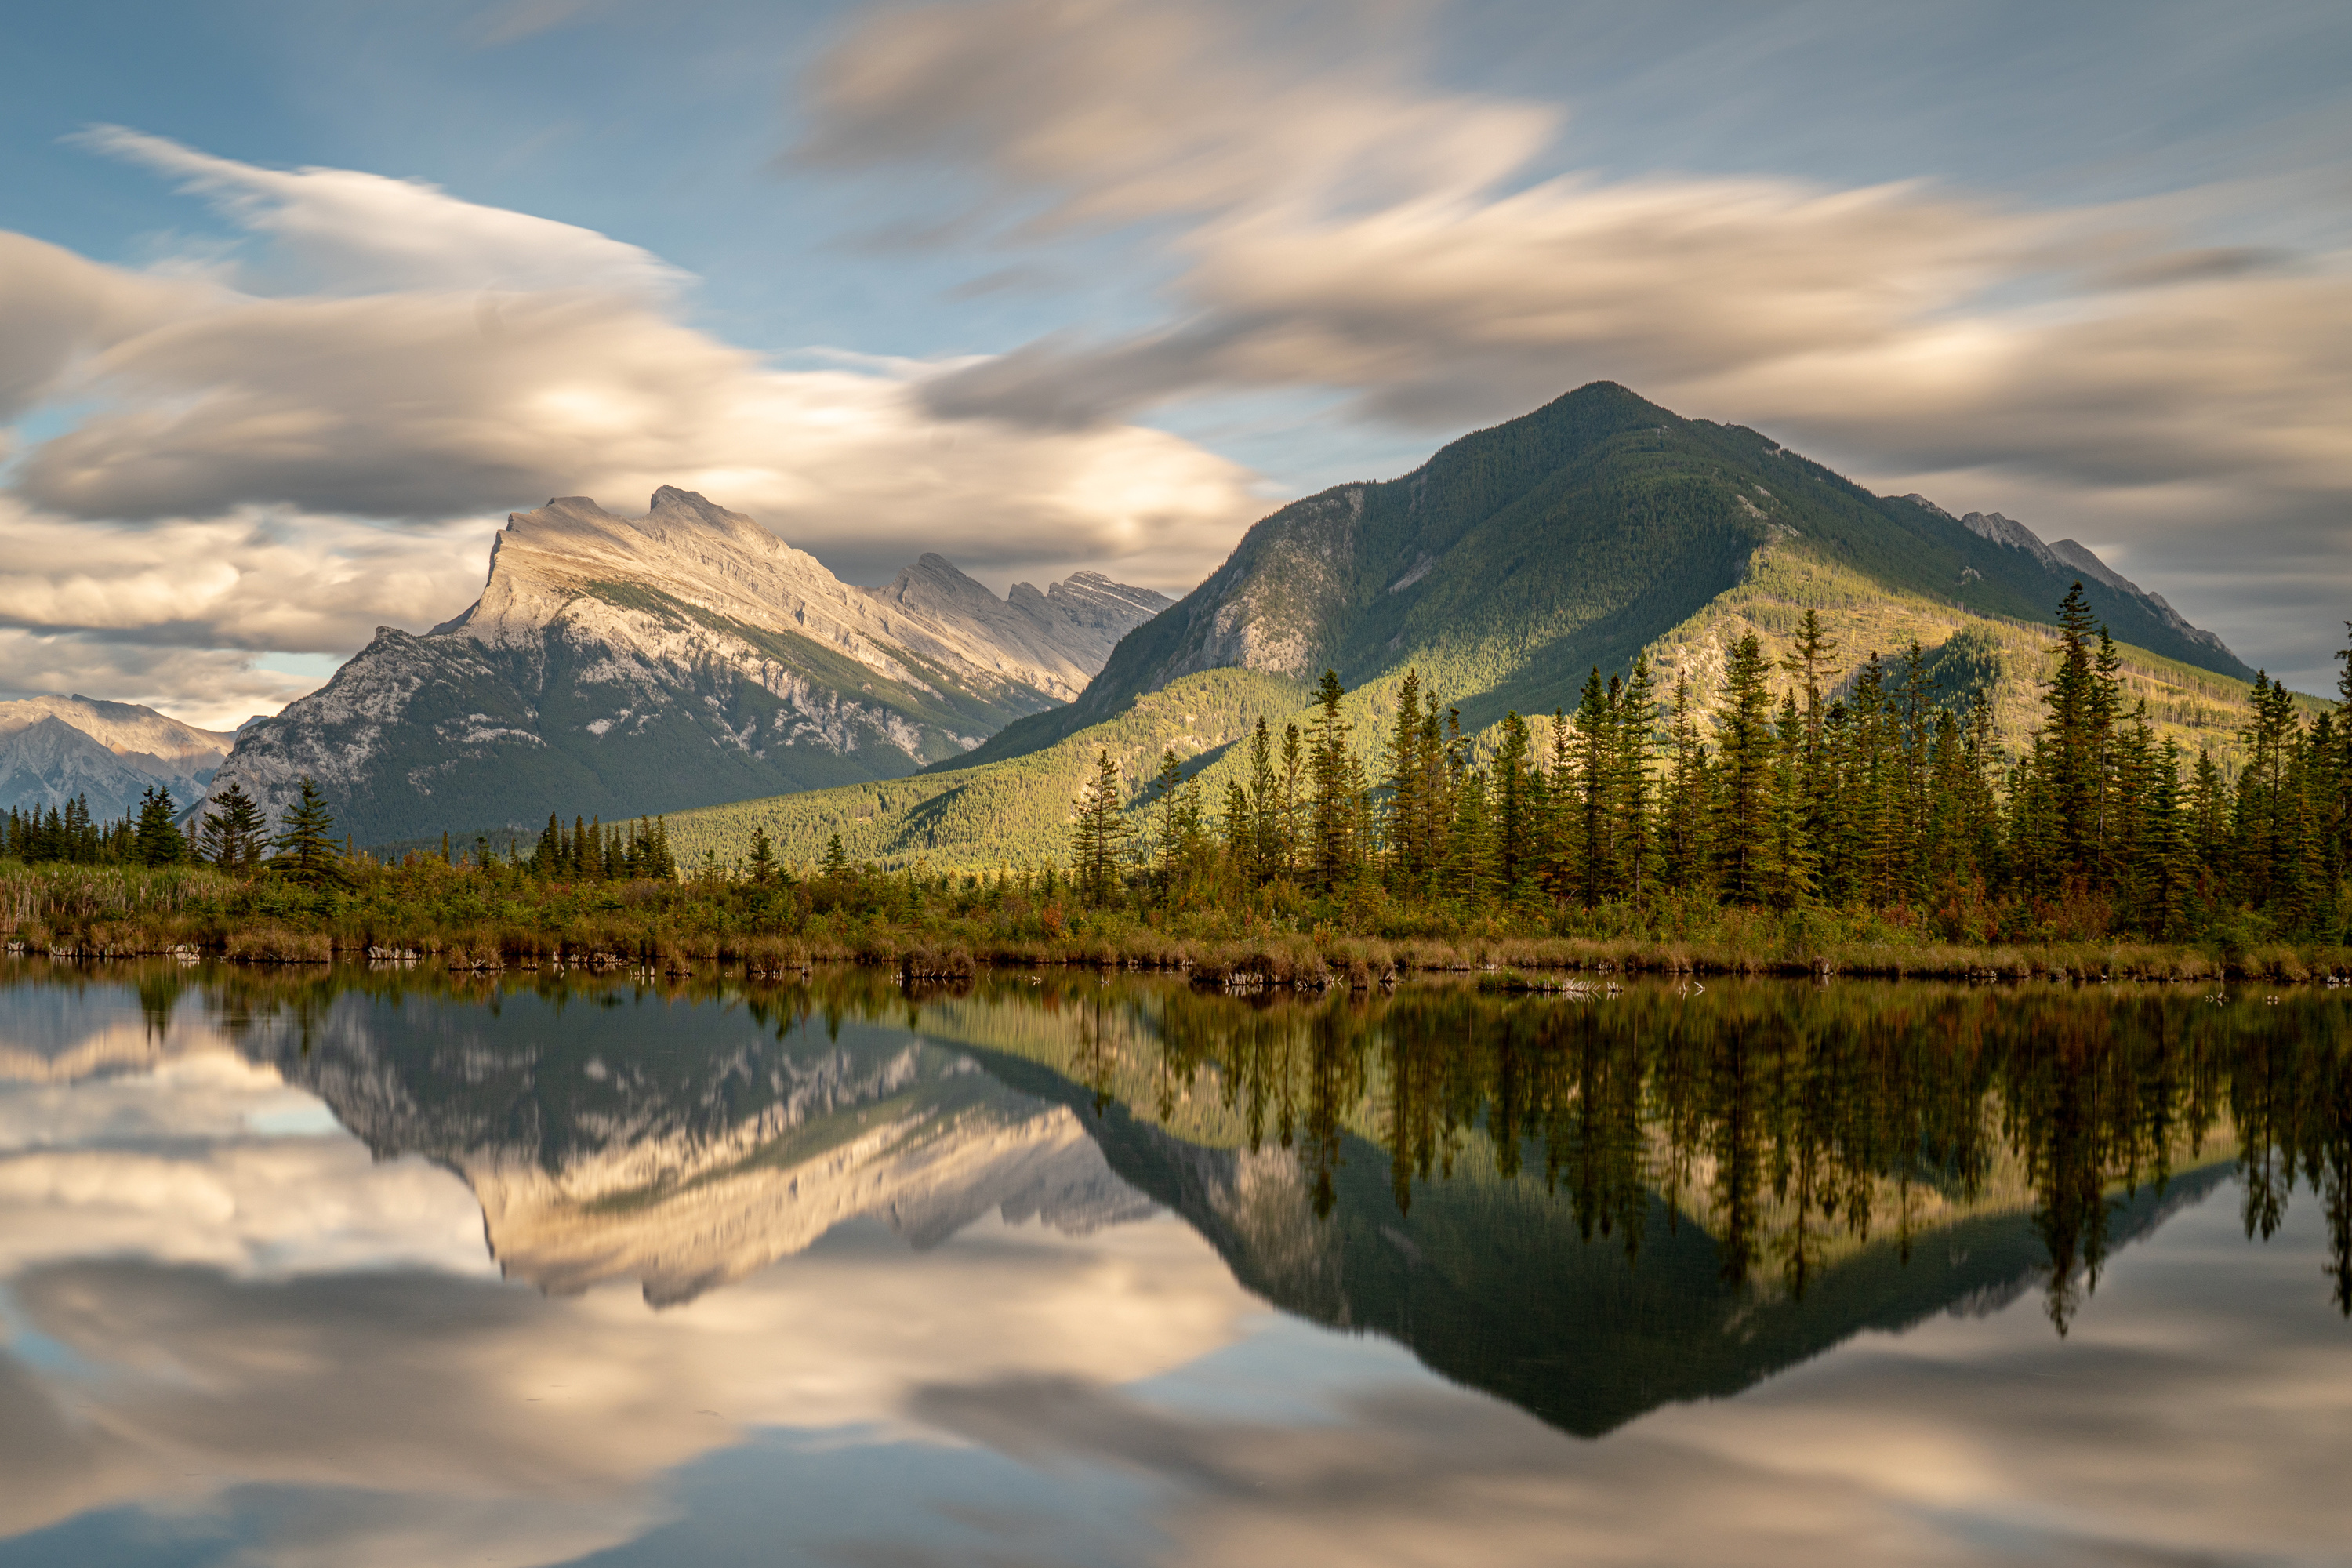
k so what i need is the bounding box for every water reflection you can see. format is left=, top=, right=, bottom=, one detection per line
left=0, top=959, right=2346, bottom=1566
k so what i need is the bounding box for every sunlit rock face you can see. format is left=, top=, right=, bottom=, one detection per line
left=201, top=487, right=1171, bottom=842
left=0, top=695, right=234, bottom=818
left=226, top=988, right=1159, bottom=1305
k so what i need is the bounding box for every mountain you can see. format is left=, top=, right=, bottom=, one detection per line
left=224, top=979, right=1156, bottom=1306
left=666, top=382, right=2270, bottom=871
left=0, top=695, right=234, bottom=820
left=963, top=381, right=2251, bottom=770
left=199, top=487, right=1169, bottom=843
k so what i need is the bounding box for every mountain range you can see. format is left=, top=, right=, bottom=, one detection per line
left=0, top=696, right=235, bottom=822
left=198, top=486, right=1168, bottom=844
left=666, top=382, right=2271, bottom=871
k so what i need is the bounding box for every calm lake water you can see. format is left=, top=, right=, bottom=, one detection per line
left=1, top=959, right=2346, bottom=1567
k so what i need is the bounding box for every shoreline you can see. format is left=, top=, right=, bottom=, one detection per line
left=4, top=925, right=2343, bottom=987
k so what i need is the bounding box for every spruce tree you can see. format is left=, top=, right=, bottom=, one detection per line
left=1613, top=658, right=1658, bottom=901
left=1307, top=670, right=1355, bottom=891
left=270, top=777, right=341, bottom=887
left=1660, top=674, right=1711, bottom=891
left=1571, top=667, right=1612, bottom=906
left=197, top=784, right=267, bottom=871
left=1149, top=750, right=1188, bottom=883
left=1071, top=748, right=1134, bottom=902
left=1711, top=633, right=1777, bottom=903
left=132, top=787, right=185, bottom=866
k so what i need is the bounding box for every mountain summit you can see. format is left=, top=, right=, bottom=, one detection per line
left=671, top=383, right=2263, bottom=873
left=958, top=382, right=2250, bottom=769
left=205, top=488, right=1169, bottom=842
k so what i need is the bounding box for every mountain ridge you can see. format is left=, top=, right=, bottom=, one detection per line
left=0, top=695, right=234, bottom=820
left=198, top=487, right=1170, bottom=842
left=950, top=382, right=2250, bottom=774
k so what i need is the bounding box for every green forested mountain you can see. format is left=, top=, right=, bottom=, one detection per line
left=959, top=381, right=2249, bottom=771
left=669, top=383, right=2279, bottom=874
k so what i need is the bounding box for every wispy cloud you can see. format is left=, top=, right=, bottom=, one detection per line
left=800, top=0, right=2352, bottom=681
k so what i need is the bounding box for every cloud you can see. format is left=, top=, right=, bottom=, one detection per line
left=70, top=126, right=688, bottom=299
left=800, top=0, right=2352, bottom=680
left=0, top=501, right=495, bottom=725
left=2, top=132, right=1261, bottom=609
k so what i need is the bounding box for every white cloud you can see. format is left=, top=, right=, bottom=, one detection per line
left=801, top=0, right=2352, bottom=680
left=0, top=129, right=1267, bottom=713
left=70, top=125, right=688, bottom=299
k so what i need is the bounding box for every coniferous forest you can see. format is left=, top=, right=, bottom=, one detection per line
left=3, top=587, right=2349, bottom=977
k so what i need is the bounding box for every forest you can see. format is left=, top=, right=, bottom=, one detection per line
left=2, top=586, right=2348, bottom=975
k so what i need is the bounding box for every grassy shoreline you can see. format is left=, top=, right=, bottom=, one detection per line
left=3, top=859, right=2343, bottom=985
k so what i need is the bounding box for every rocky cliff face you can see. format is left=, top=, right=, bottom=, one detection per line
left=201, top=487, right=1169, bottom=842
left=0, top=696, right=234, bottom=819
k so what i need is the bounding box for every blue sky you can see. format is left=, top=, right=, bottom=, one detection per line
left=2, top=0, right=2348, bottom=724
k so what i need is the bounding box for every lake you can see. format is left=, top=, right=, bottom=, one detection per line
left=0, top=959, right=2345, bottom=1566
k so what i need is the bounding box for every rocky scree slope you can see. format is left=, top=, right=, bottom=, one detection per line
left=960, top=381, right=2252, bottom=771
left=202, top=487, right=1169, bottom=843
left=0, top=696, right=234, bottom=819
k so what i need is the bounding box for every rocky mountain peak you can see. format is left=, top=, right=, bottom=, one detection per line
left=202, top=487, right=1173, bottom=842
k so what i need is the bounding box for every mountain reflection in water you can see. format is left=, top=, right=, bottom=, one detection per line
left=0, top=959, right=2346, bottom=1566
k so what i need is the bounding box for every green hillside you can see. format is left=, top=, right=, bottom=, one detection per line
left=953, top=383, right=2252, bottom=775
left=666, top=668, right=1305, bottom=871
left=667, top=386, right=2292, bottom=875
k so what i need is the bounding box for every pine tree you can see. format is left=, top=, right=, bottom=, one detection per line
left=1711, top=633, right=1777, bottom=903
left=1071, top=748, right=1134, bottom=902
left=196, top=784, right=267, bottom=871
left=1660, top=674, right=1711, bottom=891
left=270, top=777, right=341, bottom=887
left=748, top=823, right=779, bottom=886
left=822, top=832, right=851, bottom=882
left=1307, top=670, right=1356, bottom=891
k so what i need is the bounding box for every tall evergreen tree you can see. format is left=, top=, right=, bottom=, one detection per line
left=132, top=787, right=185, bottom=866
left=1711, top=633, right=1777, bottom=903
left=196, top=784, right=267, bottom=871
left=1072, top=748, right=1134, bottom=901
left=270, top=777, right=341, bottom=887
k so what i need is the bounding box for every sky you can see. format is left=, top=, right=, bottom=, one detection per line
left=2, top=0, right=2348, bottom=728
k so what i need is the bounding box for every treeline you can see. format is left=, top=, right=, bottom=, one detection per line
left=5, top=779, right=681, bottom=889
left=1087, top=586, right=2352, bottom=942
left=4, top=786, right=242, bottom=869
left=525, top=811, right=678, bottom=880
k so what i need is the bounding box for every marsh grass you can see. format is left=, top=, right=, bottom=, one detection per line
left=1, top=854, right=2341, bottom=984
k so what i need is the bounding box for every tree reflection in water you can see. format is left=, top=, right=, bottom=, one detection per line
left=20, top=957, right=2347, bottom=1369
left=964, top=975, right=2352, bottom=1336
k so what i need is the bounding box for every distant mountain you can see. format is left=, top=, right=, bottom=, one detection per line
left=200, top=487, right=1169, bottom=843
left=0, top=695, right=234, bottom=821
left=960, top=381, right=2252, bottom=771
left=666, top=382, right=2265, bottom=872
